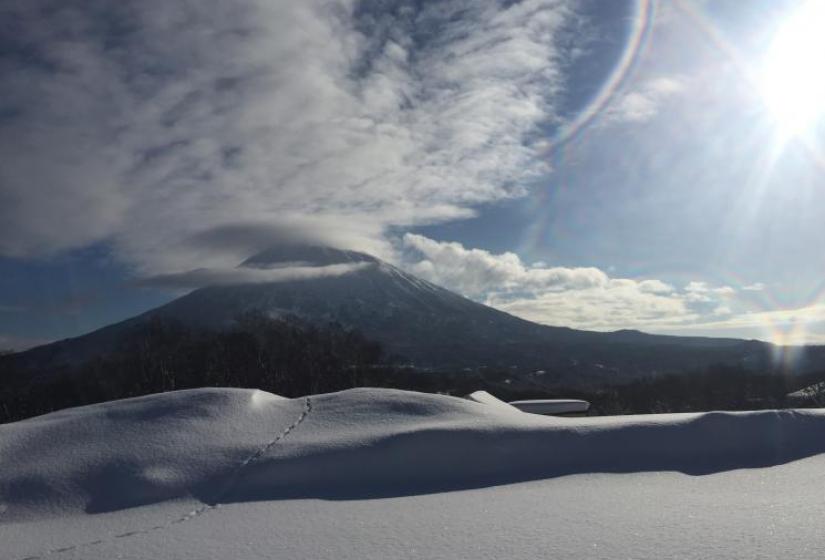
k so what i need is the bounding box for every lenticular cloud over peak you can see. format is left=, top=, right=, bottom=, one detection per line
left=0, top=0, right=577, bottom=274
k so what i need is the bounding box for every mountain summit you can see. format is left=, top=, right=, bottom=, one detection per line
left=150, top=245, right=562, bottom=368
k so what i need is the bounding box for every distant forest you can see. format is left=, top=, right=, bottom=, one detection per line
left=1, top=314, right=822, bottom=423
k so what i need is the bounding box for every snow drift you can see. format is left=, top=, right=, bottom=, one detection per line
left=3, top=387, right=825, bottom=523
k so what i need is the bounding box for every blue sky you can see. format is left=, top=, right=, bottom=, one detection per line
left=2, top=0, right=825, bottom=350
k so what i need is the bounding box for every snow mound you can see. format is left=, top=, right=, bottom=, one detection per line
left=3, top=387, right=825, bottom=522
left=239, top=388, right=825, bottom=500
left=0, top=388, right=304, bottom=521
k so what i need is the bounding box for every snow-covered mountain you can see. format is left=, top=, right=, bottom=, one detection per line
left=9, top=246, right=825, bottom=383
left=5, top=387, right=825, bottom=559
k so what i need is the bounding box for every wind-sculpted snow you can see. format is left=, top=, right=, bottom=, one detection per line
left=4, top=387, right=825, bottom=522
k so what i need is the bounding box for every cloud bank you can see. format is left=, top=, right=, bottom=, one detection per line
left=401, top=234, right=744, bottom=332
left=0, top=0, right=578, bottom=274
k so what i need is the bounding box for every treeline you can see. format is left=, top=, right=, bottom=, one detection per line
left=0, top=314, right=385, bottom=423
left=471, top=364, right=807, bottom=415
left=586, top=365, right=795, bottom=414
left=2, top=316, right=822, bottom=423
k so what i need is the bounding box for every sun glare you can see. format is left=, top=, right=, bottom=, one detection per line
left=759, top=1, right=825, bottom=134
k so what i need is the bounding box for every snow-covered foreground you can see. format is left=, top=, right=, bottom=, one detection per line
left=3, top=388, right=825, bottom=559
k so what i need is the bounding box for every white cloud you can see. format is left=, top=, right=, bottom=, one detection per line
left=684, top=281, right=736, bottom=303
left=401, top=234, right=756, bottom=332
left=603, top=76, right=685, bottom=124
left=658, top=304, right=825, bottom=346
left=138, top=262, right=370, bottom=290
left=401, top=235, right=825, bottom=344
left=637, top=279, right=675, bottom=294
left=402, top=233, right=608, bottom=297
left=487, top=286, right=694, bottom=331
left=713, top=304, right=733, bottom=316
left=0, top=0, right=579, bottom=275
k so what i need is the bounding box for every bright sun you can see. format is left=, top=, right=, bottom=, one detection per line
left=759, top=1, right=825, bottom=134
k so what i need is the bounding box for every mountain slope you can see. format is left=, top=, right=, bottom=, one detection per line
left=7, top=246, right=825, bottom=385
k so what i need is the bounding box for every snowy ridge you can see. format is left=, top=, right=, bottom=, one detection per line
left=3, top=388, right=825, bottom=520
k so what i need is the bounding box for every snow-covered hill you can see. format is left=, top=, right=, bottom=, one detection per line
left=4, top=388, right=825, bottom=558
